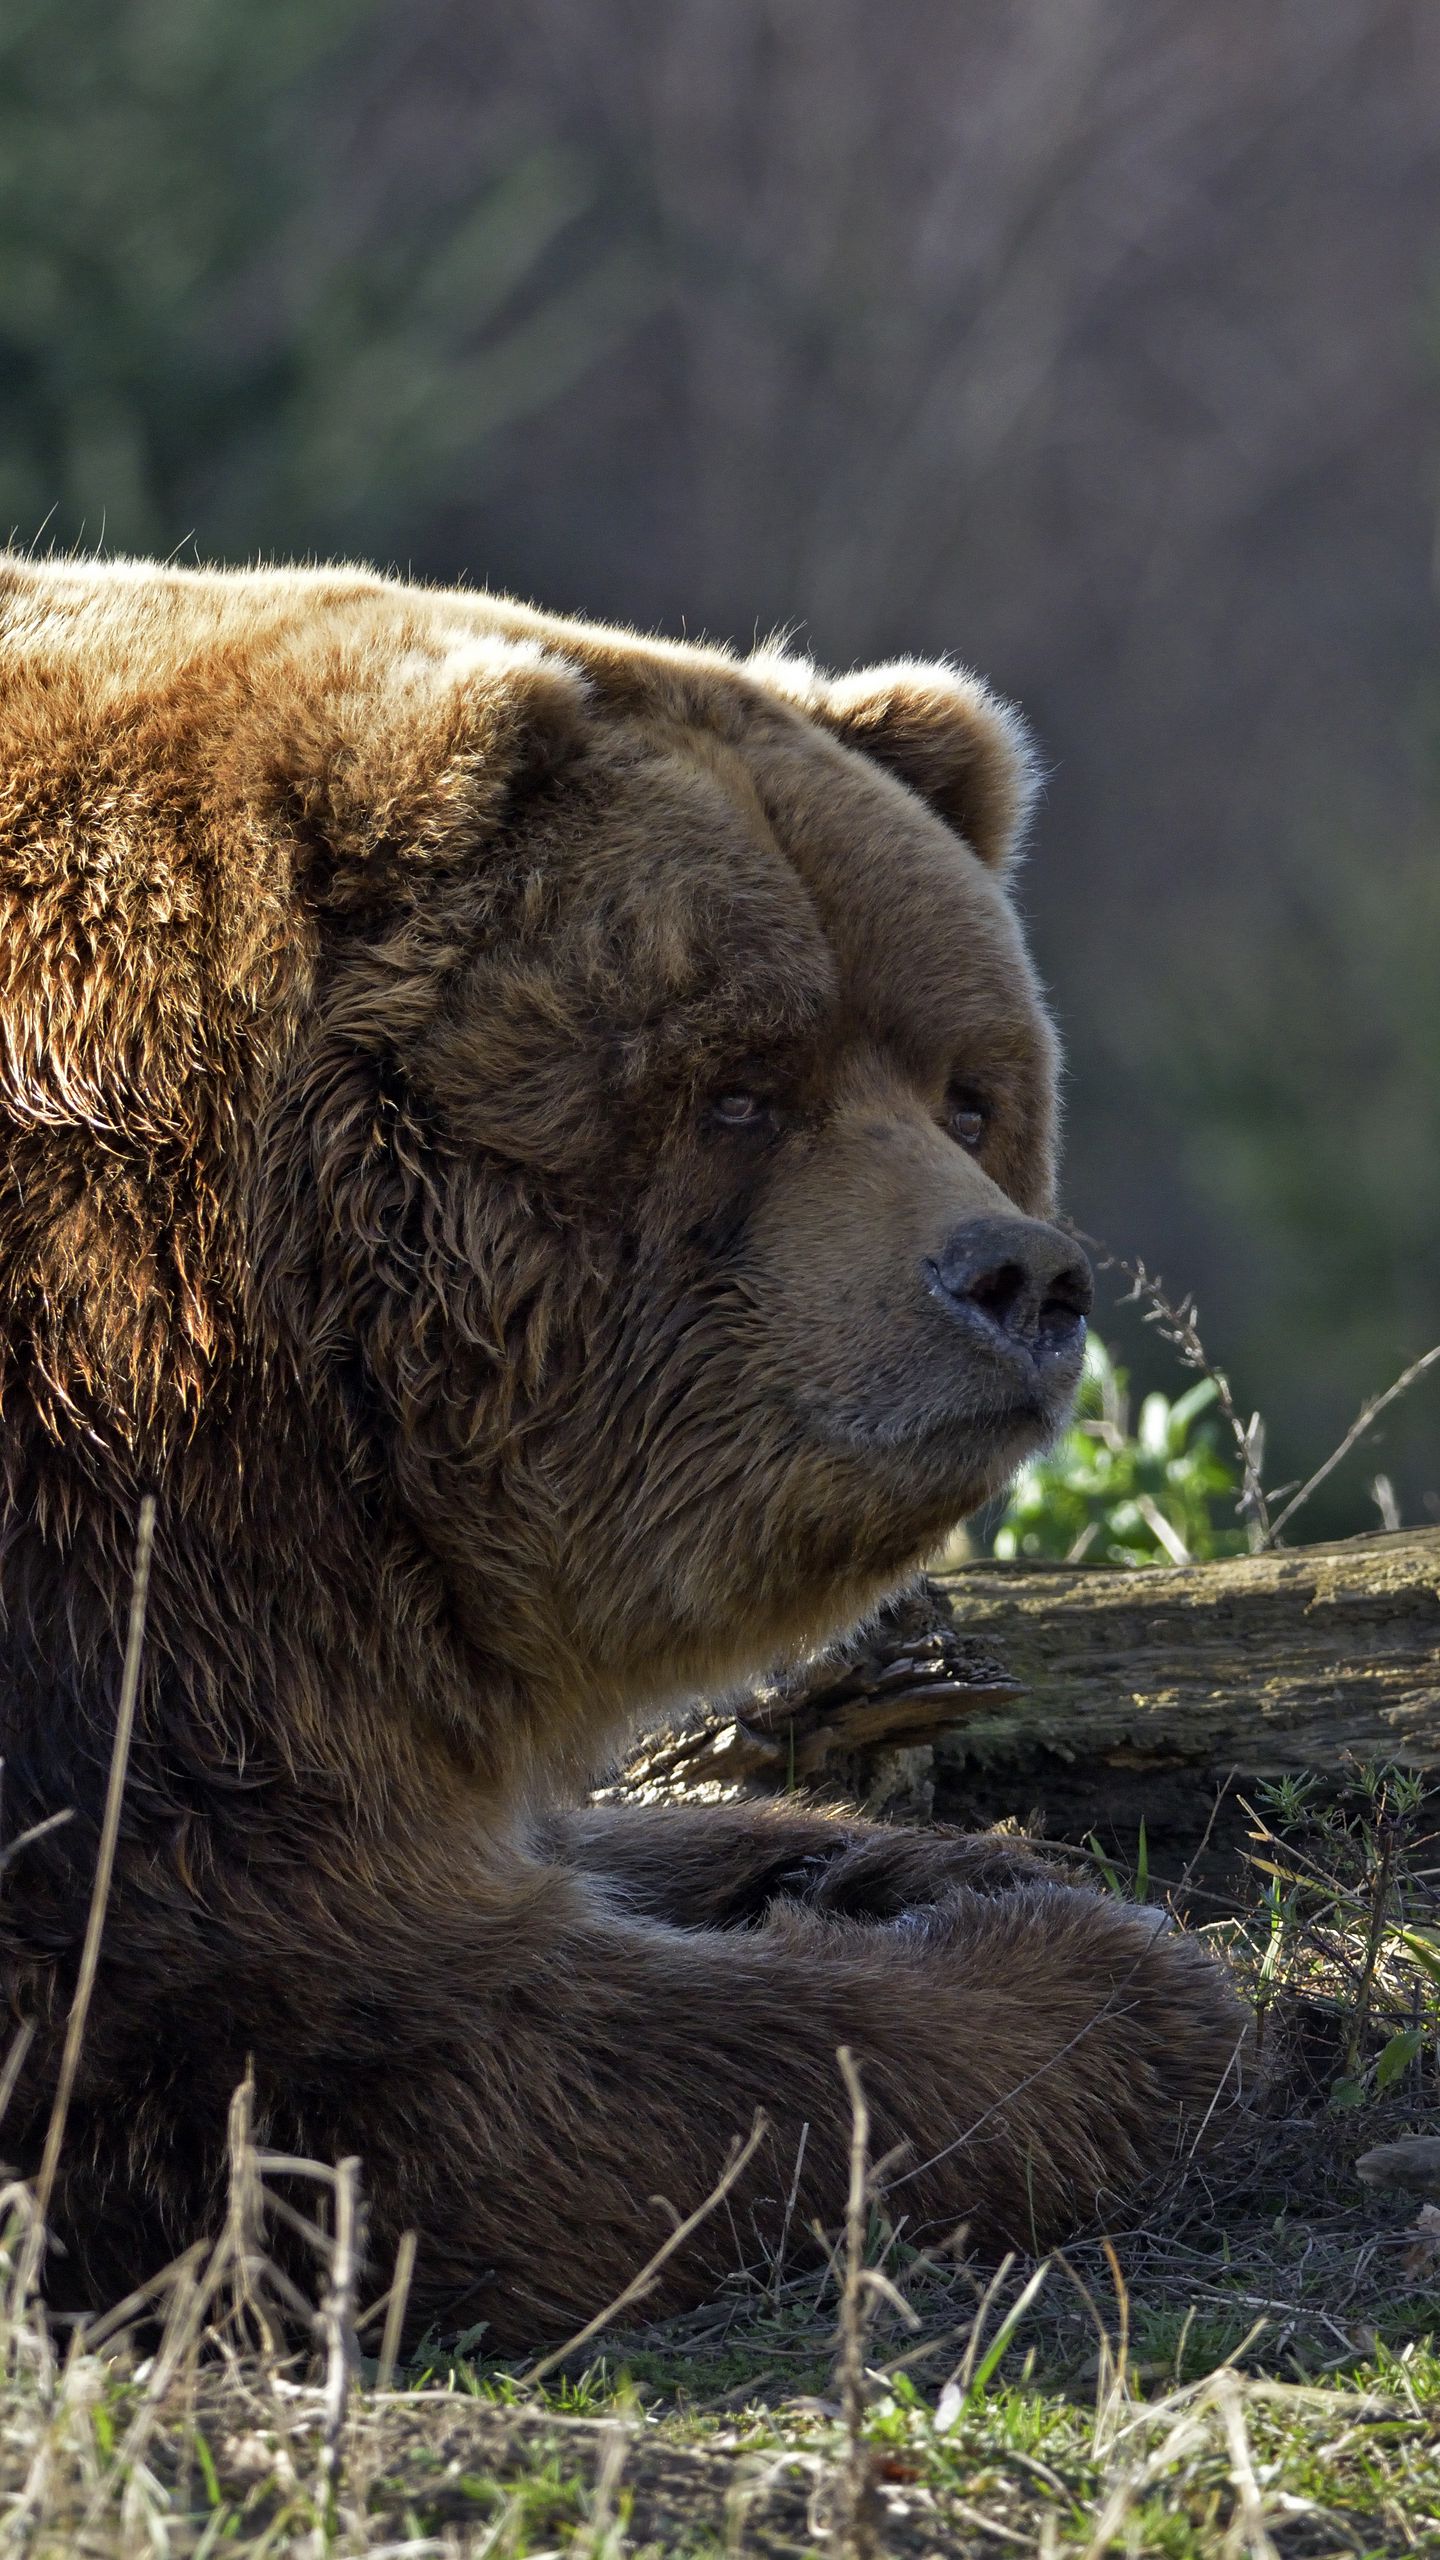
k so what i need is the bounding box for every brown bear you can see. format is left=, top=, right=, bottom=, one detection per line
left=0, top=555, right=1246, bottom=2350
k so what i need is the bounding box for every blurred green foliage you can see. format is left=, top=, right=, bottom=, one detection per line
left=0, top=0, right=643, bottom=559
left=1169, top=826, right=1440, bottom=1517
left=992, top=1339, right=1248, bottom=1566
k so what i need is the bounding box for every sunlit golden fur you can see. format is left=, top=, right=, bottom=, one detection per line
left=0, top=556, right=1244, bottom=2346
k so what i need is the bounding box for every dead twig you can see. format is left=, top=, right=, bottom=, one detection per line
left=1065, top=1231, right=1271, bottom=1549
left=319, top=2155, right=364, bottom=2521
left=521, top=2110, right=769, bottom=2388
left=218, top=2073, right=283, bottom=2356
left=1212, top=2366, right=1282, bottom=2560
left=1074, top=1225, right=1439, bottom=1553
left=814, top=2056, right=923, bottom=2555
left=768, top=2118, right=809, bottom=2302
left=831, top=2047, right=878, bottom=2560
left=1266, top=1344, right=1440, bottom=1546
left=374, top=2227, right=419, bottom=2393
left=23, top=1495, right=155, bottom=2300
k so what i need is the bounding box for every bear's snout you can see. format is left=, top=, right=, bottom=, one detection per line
left=924, top=1214, right=1091, bottom=1392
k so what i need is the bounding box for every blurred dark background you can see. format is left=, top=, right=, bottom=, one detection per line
left=4, top=0, right=1437, bottom=1527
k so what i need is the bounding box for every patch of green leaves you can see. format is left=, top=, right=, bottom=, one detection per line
left=992, top=1339, right=1247, bottom=1565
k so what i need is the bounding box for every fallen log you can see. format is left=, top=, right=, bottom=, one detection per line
left=606, top=1530, right=1440, bottom=1872
left=930, top=1526, right=1440, bottom=1877
left=934, top=1525, right=1440, bottom=1782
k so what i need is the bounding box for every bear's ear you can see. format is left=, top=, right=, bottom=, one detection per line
left=757, top=654, right=1040, bottom=869
left=283, top=633, right=591, bottom=912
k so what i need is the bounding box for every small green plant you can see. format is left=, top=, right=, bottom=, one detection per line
left=1086, top=1818, right=1150, bottom=1904
left=1241, top=1762, right=1440, bottom=2103
left=991, top=1339, right=1247, bottom=1565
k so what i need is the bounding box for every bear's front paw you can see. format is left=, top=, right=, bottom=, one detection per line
left=769, top=1824, right=1061, bottom=1923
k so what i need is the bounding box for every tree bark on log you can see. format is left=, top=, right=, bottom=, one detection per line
left=935, top=1526, right=1440, bottom=1785
left=929, top=1527, right=1440, bottom=1873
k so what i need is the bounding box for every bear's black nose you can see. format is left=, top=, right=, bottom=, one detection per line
left=926, top=1216, right=1092, bottom=1370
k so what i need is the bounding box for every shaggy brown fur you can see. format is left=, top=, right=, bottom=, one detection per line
left=0, top=556, right=1245, bottom=2349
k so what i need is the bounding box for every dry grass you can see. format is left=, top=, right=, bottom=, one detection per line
left=0, top=2120, right=1436, bottom=2555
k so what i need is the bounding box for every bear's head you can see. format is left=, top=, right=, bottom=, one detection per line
left=268, top=604, right=1089, bottom=1737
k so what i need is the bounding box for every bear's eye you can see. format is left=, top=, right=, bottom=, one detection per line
left=946, top=1087, right=989, bottom=1152
left=710, top=1090, right=772, bottom=1132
